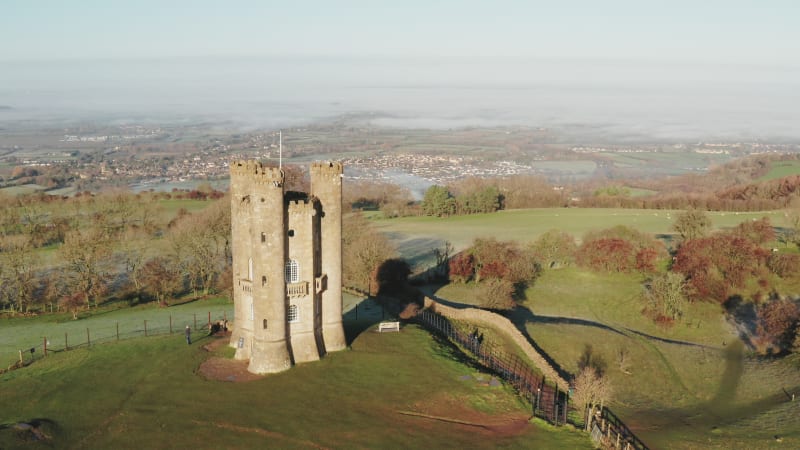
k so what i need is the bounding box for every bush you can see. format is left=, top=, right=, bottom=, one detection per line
left=448, top=252, right=474, bottom=283
left=753, top=298, right=800, bottom=355
left=475, top=278, right=516, bottom=310
left=767, top=253, right=800, bottom=278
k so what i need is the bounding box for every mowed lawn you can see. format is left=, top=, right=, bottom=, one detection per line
left=0, top=323, right=592, bottom=449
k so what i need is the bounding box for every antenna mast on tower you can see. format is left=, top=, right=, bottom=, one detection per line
left=279, top=130, right=282, bottom=169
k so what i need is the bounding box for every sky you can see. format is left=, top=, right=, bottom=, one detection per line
left=2, top=0, right=798, bottom=64
left=1, top=1, right=799, bottom=140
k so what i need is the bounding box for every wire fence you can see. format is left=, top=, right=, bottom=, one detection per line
left=2, top=310, right=231, bottom=374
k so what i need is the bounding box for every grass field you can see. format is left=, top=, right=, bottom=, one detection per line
left=387, top=207, right=800, bottom=448
left=370, top=208, right=789, bottom=267
left=0, top=183, right=47, bottom=196
left=758, top=160, right=800, bottom=181
left=0, top=306, right=592, bottom=449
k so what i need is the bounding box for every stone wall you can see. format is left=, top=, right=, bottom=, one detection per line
left=424, top=297, right=570, bottom=387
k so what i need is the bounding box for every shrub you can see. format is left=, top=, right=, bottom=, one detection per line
left=754, top=298, right=800, bottom=355
left=475, top=278, right=516, bottom=310
left=767, top=253, right=800, bottom=278
left=448, top=252, right=475, bottom=283
left=576, top=238, right=637, bottom=272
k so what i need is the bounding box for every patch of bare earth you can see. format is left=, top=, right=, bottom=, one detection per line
left=197, top=335, right=262, bottom=383
left=401, top=394, right=530, bottom=438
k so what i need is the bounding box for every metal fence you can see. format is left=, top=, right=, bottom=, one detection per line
left=2, top=310, right=230, bottom=374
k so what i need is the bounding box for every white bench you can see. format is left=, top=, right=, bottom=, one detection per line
left=377, top=321, right=400, bottom=333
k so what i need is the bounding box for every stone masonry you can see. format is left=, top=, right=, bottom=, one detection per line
left=228, top=161, right=346, bottom=374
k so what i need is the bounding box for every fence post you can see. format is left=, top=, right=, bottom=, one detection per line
left=554, top=382, right=559, bottom=424
left=87, top=328, right=91, bottom=347
left=116, top=322, right=119, bottom=341
left=144, top=320, right=148, bottom=337
left=194, top=314, right=197, bottom=330
left=19, top=350, right=23, bottom=363
left=65, top=332, right=68, bottom=351
left=170, top=315, right=173, bottom=334
left=44, top=337, right=47, bottom=356
left=535, top=387, right=541, bottom=413
left=208, top=311, right=211, bottom=329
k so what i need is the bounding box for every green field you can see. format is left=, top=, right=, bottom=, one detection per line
left=0, top=183, right=47, bottom=196
left=0, top=305, right=592, bottom=449
left=382, top=207, right=800, bottom=448
left=759, top=160, right=800, bottom=181
left=370, top=208, right=788, bottom=266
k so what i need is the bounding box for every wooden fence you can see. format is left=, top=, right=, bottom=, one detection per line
left=415, top=307, right=650, bottom=449
left=416, top=309, right=570, bottom=424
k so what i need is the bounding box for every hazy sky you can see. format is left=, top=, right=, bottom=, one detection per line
left=1, top=1, right=798, bottom=140
left=2, top=0, right=798, bottom=64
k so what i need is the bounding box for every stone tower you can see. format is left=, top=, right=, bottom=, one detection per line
left=229, top=160, right=346, bottom=374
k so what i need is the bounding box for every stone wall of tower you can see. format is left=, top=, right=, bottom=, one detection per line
left=229, top=160, right=345, bottom=375
left=286, top=199, right=323, bottom=363
left=310, top=162, right=346, bottom=352
left=230, top=161, right=291, bottom=374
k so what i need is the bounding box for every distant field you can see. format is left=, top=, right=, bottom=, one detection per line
left=605, top=152, right=732, bottom=175
left=0, top=183, right=47, bottom=196
left=370, top=208, right=788, bottom=264
left=158, top=197, right=219, bottom=216
left=626, top=187, right=658, bottom=197
left=758, top=160, right=800, bottom=181
left=532, top=160, right=596, bottom=173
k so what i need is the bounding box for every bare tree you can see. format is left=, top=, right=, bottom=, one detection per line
left=138, top=256, right=182, bottom=305
left=342, top=213, right=395, bottom=295
left=60, top=227, right=113, bottom=309
left=0, top=235, right=40, bottom=313
left=672, top=208, right=712, bottom=241
left=572, top=366, right=613, bottom=431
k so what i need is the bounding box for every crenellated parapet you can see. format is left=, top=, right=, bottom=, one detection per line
left=287, top=198, right=320, bottom=217
left=310, top=161, right=343, bottom=178
left=230, top=160, right=284, bottom=185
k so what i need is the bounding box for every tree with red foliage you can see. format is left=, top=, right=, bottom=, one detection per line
left=576, top=238, right=637, bottom=273
left=672, top=233, right=771, bottom=303
left=732, top=217, right=776, bottom=245
left=448, top=252, right=475, bottom=283
left=754, top=298, right=800, bottom=355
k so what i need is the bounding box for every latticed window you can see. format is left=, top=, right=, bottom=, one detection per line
left=288, top=304, right=299, bottom=323
left=285, top=260, right=299, bottom=283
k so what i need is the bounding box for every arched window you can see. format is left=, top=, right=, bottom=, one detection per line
left=285, top=260, right=299, bottom=283
left=287, top=304, right=299, bottom=323
left=248, top=258, right=254, bottom=280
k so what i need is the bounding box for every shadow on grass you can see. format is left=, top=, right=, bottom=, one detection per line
left=343, top=297, right=389, bottom=346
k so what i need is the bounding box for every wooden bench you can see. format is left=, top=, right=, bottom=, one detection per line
left=377, top=321, right=400, bottom=333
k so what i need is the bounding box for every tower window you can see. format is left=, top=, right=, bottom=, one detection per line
left=261, top=276, right=267, bottom=286
left=288, top=229, right=295, bottom=237
left=288, top=304, right=299, bottom=323
left=285, top=260, right=299, bottom=283
left=261, top=232, right=266, bottom=243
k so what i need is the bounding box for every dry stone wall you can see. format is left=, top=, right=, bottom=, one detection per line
left=424, top=297, right=570, bottom=387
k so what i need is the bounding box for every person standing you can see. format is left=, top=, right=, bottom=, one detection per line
left=185, top=325, right=191, bottom=345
